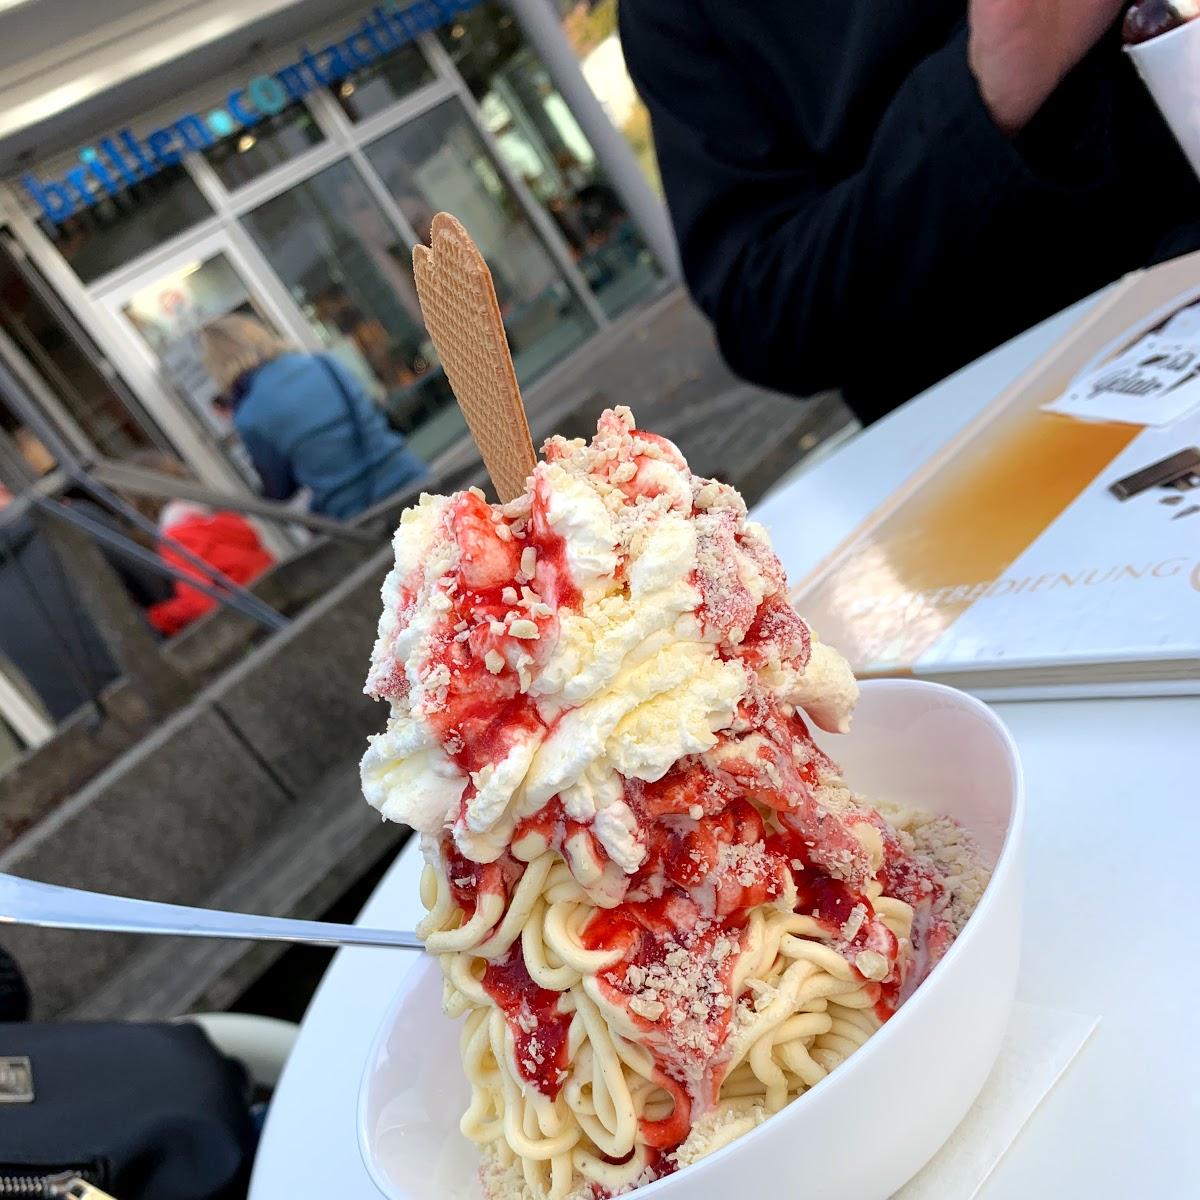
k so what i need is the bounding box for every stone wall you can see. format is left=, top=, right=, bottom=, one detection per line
left=0, top=547, right=395, bottom=1017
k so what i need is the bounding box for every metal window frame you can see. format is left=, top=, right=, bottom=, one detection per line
left=0, top=229, right=177, bottom=461
left=187, top=83, right=458, bottom=223
left=90, top=224, right=306, bottom=345
left=0, top=322, right=93, bottom=465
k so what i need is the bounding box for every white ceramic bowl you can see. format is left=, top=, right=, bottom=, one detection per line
left=359, top=679, right=1024, bottom=1200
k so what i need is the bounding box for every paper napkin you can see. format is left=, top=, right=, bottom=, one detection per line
left=893, top=1001, right=1100, bottom=1200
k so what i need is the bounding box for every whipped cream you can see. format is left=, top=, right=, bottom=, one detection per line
left=361, top=408, right=857, bottom=886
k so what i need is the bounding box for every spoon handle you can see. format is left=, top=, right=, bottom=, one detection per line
left=0, top=872, right=423, bottom=950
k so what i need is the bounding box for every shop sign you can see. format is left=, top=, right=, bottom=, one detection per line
left=21, top=0, right=481, bottom=226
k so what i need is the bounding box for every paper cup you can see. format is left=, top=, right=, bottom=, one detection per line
left=1126, top=17, right=1200, bottom=180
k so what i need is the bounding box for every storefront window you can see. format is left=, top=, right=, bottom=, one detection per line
left=439, top=1, right=662, bottom=318
left=332, top=43, right=436, bottom=123
left=38, top=165, right=212, bottom=285
left=203, top=103, right=325, bottom=190
left=240, top=158, right=458, bottom=457
left=0, top=239, right=163, bottom=462
left=364, top=98, right=594, bottom=381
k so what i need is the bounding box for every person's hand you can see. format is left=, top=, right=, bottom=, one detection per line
left=969, top=0, right=1127, bottom=135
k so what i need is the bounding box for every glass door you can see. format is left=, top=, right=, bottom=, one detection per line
left=94, top=231, right=308, bottom=477
left=98, top=238, right=287, bottom=436
left=237, top=156, right=454, bottom=455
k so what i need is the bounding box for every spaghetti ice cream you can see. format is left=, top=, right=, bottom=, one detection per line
left=361, top=408, right=989, bottom=1199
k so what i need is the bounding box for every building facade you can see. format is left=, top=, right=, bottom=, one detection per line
left=0, top=0, right=673, bottom=493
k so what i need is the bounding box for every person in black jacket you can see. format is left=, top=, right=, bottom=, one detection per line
left=0, top=489, right=117, bottom=723
left=619, top=0, right=1200, bottom=424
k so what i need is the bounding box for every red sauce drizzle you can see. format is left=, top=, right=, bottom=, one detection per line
left=483, top=949, right=572, bottom=1100
left=440, top=833, right=525, bottom=932
left=512, top=797, right=564, bottom=846
left=578, top=796, right=777, bottom=1152
left=529, top=475, right=580, bottom=610
left=583, top=1149, right=676, bottom=1199
left=739, top=591, right=811, bottom=672
left=512, top=798, right=613, bottom=886
left=767, top=826, right=907, bottom=1016
left=413, top=488, right=585, bottom=791
left=582, top=897, right=711, bottom=1147
left=442, top=839, right=489, bottom=919
left=416, top=495, right=539, bottom=776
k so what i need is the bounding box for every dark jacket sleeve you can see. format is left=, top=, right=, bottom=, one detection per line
left=68, top=498, right=172, bottom=606
left=618, top=2, right=1119, bottom=403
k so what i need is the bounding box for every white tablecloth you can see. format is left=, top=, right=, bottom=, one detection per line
left=250, top=293, right=1200, bottom=1199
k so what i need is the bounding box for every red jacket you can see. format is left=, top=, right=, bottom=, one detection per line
left=148, top=507, right=274, bottom=636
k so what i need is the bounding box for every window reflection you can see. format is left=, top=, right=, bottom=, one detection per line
left=240, top=158, right=456, bottom=454
left=365, top=98, right=594, bottom=382
left=0, top=241, right=163, bottom=460
left=203, top=103, right=324, bottom=190
left=121, top=254, right=273, bottom=435
left=332, top=43, right=435, bottom=122
left=40, top=165, right=212, bottom=286
left=439, top=1, right=662, bottom=317
left=559, top=0, right=662, bottom=193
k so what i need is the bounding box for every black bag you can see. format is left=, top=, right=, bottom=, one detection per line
left=0, top=945, right=30, bottom=1022
left=0, top=1021, right=257, bottom=1200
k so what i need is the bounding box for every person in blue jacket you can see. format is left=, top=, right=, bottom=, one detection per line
left=201, top=315, right=428, bottom=520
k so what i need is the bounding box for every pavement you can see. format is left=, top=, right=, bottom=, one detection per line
left=430, top=284, right=855, bottom=508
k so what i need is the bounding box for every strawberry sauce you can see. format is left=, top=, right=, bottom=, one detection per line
left=582, top=893, right=740, bottom=1149
left=441, top=834, right=525, bottom=927
left=411, top=488, right=585, bottom=783
left=767, top=827, right=903, bottom=1016
left=483, top=949, right=572, bottom=1099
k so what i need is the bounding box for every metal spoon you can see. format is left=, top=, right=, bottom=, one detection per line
left=0, top=872, right=423, bottom=950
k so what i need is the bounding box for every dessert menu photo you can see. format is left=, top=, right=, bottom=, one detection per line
left=792, top=250, right=1200, bottom=698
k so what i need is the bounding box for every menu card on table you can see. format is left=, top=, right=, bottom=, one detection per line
left=792, top=250, right=1200, bottom=699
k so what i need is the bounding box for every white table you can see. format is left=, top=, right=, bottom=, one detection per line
left=251, top=296, right=1200, bottom=1200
